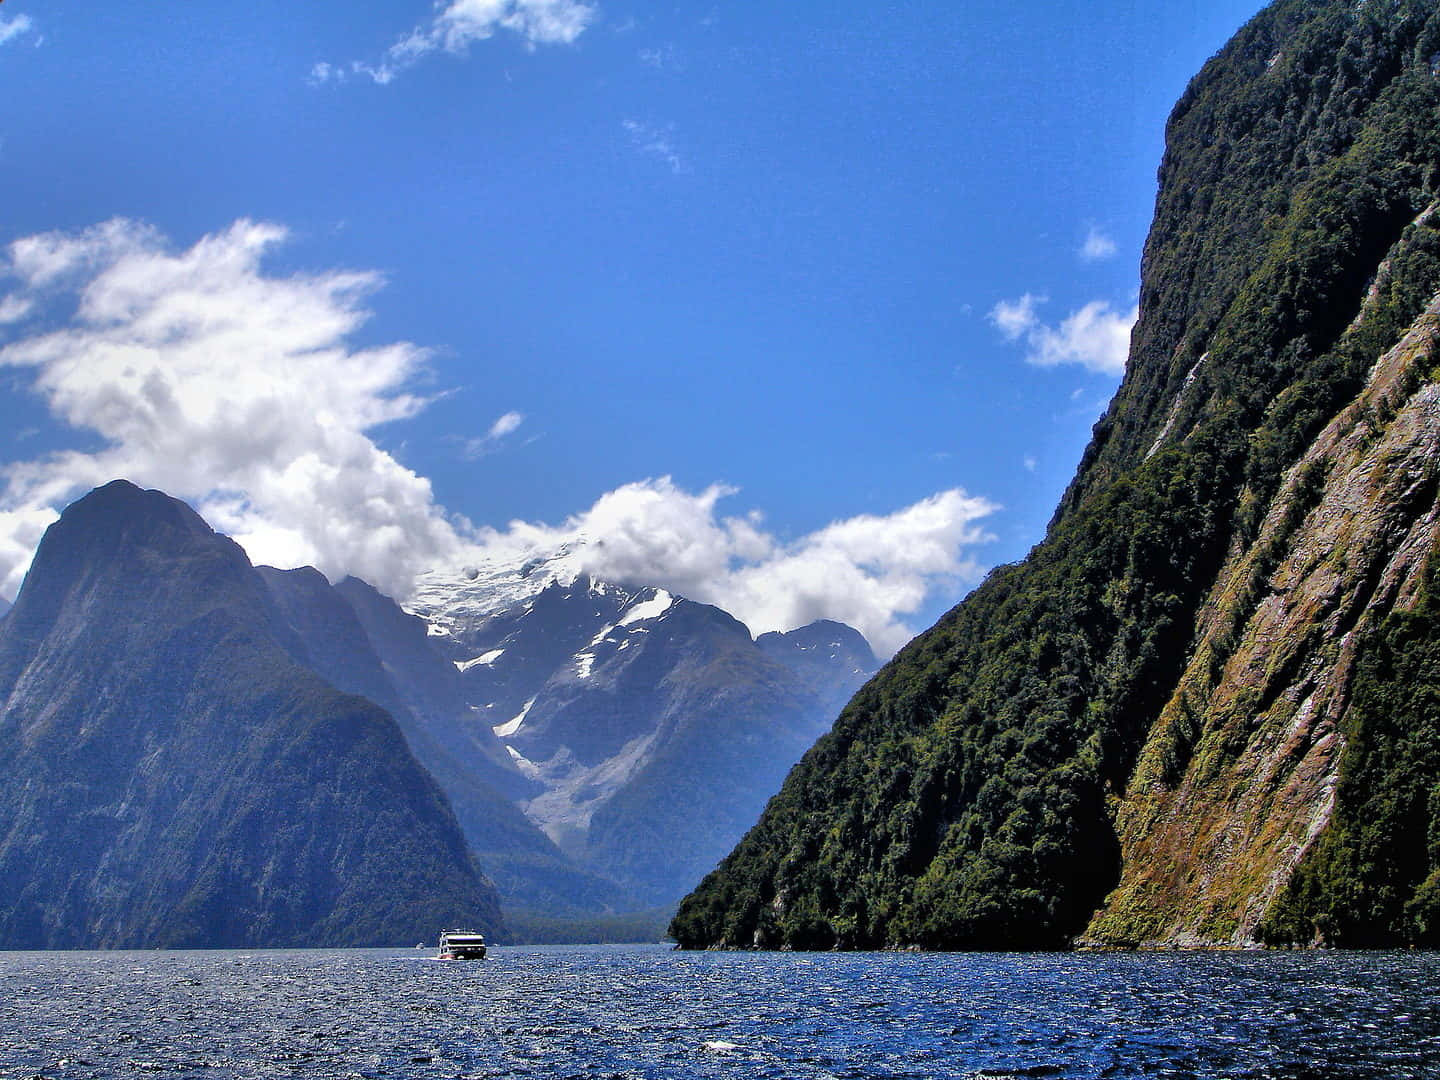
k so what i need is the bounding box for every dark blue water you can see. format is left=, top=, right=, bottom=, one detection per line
left=1, top=945, right=1437, bottom=1078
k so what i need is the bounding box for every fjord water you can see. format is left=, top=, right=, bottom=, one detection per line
left=2, top=945, right=1435, bottom=1079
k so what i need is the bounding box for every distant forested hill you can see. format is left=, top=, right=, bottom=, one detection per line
left=673, top=0, right=1440, bottom=950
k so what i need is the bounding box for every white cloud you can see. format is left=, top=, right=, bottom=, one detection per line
left=990, top=292, right=1044, bottom=342
left=308, top=61, right=342, bottom=86
left=989, top=294, right=1136, bottom=376
left=1079, top=225, right=1118, bottom=262
left=0, top=295, right=32, bottom=324
left=0, top=217, right=997, bottom=657
left=0, top=15, right=35, bottom=47
left=470, top=478, right=997, bottom=656
left=0, top=218, right=465, bottom=600
left=487, top=410, right=524, bottom=440
left=464, top=410, right=525, bottom=458
left=324, top=0, right=597, bottom=86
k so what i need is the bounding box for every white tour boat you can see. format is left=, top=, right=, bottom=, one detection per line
left=437, top=929, right=487, bottom=960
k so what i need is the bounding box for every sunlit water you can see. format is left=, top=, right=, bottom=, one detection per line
left=2, top=944, right=1437, bottom=1078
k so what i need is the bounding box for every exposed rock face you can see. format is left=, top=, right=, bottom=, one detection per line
left=0, top=481, right=503, bottom=948
left=672, top=0, right=1440, bottom=950
left=1091, top=291, right=1440, bottom=946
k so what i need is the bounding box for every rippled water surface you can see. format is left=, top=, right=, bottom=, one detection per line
left=2, top=945, right=1437, bottom=1078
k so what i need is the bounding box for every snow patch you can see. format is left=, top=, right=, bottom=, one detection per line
left=456, top=648, right=505, bottom=672
left=619, top=590, right=674, bottom=627
left=588, top=624, right=615, bottom=647
left=505, top=745, right=542, bottom=780
left=575, top=653, right=596, bottom=679
left=493, top=697, right=536, bottom=738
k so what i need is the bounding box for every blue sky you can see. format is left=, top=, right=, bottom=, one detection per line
left=0, top=0, right=1261, bottom=653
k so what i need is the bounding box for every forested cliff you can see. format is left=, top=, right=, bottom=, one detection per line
left=672, top=0, right=1440, bottom=951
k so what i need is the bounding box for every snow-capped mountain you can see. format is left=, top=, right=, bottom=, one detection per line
left=408, top=559, right=878, bottom=908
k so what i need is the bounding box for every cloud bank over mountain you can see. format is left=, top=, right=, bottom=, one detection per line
left=0, top=218, right=996, bottom=654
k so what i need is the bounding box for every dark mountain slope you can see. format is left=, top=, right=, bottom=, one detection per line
left=262, top=568, right=630, bottom=918
left=673, top=0, right=1440, bottom=950
left=0, top=481, right=502, bottom=948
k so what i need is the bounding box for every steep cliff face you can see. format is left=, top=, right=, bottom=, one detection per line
left=673, top=0, right=1440, bottom=950
left=0, top=482, right=503, bottom=948
left=1090, top=281, right=1440, bottom=947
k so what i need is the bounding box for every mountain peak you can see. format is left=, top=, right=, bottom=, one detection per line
left=0, top=482, right=504, bottom=948
left=59, top=479, right=215, bottom=544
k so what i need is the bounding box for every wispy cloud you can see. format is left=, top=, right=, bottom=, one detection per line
left=313, top=0, right=597, bottom=86
left=638, top=43, right=682, bottom=71
left=1079, top=224, right=1117, bottom=262
left=0, top=14, right=35, bottom=48
left=464, top=410, right=526, bottom=458
left=990, top=293, right=1136, bottom=375
left=623, top=119, right=686, bottom=174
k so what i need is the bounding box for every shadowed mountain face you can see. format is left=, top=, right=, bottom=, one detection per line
left=259, top=568, right=630, bottom=919
left=673, top=0, right=1440, bottom=950
left=0, top=481, right=502, bottom=948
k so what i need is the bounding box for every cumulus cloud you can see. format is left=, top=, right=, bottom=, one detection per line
left=1079, top=225, right=1118, bottom=262
left=316, top=0, right=597, bottom=86
left=0, top=15, right=35, bottom=47
left=0, top=217, right=997, bottom=656
left=468, top=478, right=997, bottom=656
left=989, top=293, right=1136, bottom=375
left=0, top=217, right=465, bottom=599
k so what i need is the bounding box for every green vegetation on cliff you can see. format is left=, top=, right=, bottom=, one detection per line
left=1261, top=554, right=1440, bottom=947
left=672, top=0, right=1440, bottom=950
